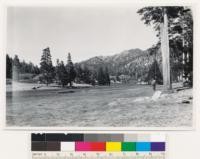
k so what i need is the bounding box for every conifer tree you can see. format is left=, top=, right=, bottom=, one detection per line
left=57, top=60, right=69, bottom=87
left=82, top=66, right=91, bottom=84
left=6, top=54, right=13, bottom=79
left=97, top=67, right=110, bottom=85
left=75, top=64, right=83, bottom=83
left=137, top=6, right=193, bottom=88
left=40, top=47, right=55, bottom=85
left=146, top=60, right=163, bottom=84
left=105, top=67, right=111, bottom=85
left=97, top=67, right=105, bottom=85
left=66, top=53, right=76, bottom=87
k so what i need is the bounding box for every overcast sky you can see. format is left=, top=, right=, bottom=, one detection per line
left=7, top=5, right=158, bottom=65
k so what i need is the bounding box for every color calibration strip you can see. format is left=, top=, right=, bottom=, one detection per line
left=31, top=133, right=166, bottom=159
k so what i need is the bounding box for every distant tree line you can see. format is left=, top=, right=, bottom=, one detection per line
left=39, top=47, right=111, bottom=87
left=6, top=54, right=40, bottom=79
left=74, top=64, right=96, bottom=85
left=6, top=47, right=111, bottom=87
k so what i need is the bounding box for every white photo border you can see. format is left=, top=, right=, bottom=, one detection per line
left=1, top=0, right=197, bottom=131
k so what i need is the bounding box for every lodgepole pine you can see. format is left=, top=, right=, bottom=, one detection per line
left=160, top=8, right=172, bottom=90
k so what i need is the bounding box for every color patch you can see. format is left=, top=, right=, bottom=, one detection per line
left=124, top=134, right=137, bottom=142
left=46, top=133, right=84, bottom=141
left=136, top=142, right=151, bottom=151
left=90, top=142, right=106, bottom=151
left=122, top=142, right=136, bottom=151
left=32, top=141, right=46, bottom=151
left=46, top=142, right=60, bottom=151
left=32, top=134, right=45, bottom=141
left=106, top=142, right=121, bottom=152
left=151, top=142, right=165, bottom=151
left=75, top=142, right=92, bottom=151
left=110, top=134, right=124, bottom=142
left=137, top=134, right=150, bottom=142
left=84, top=134, right=99, bottom=142
left=96, top=134, right=112, bottom=141
left=61, top=142, right=75, bottom=151
left=75, top=142, right=106, bottom=151
left=150, top=134, right=166, bottom=142
left=31, top=133, right=166, bottom=153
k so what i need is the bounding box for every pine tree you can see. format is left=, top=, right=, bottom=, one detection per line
left=75, top=64, right=83, bottom=83
left=138, top=7, right=181, bottom=89
left=59, top=61, right=69, bottom=87
left=137, top=6, right=193, bottom=89
left=67, top=52, right=72, bottom=64
left=75, top=64, right=96, bottom=85
left=55, top=60, right=69, bottom=87
left=6, top=54, right=13, bottom=79
left=82, top=66, right=91, bottom=84
left=34, top=65, right=40, bottom=74
left=105, top=67, right=111, bottom=85
left=66, top=53, right=76, bottom=87
left=146, top=60, right=163, bottom=84
left=97, top=67, right=110, bottom=85
left=40, top=47, right=55, bottom=85
left=20, top=60, right=26, bottom=73
left=97, top=67, right=105, bottom=85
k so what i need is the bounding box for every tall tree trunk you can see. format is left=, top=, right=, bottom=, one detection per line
left=161, top=8, right=172, bottom=90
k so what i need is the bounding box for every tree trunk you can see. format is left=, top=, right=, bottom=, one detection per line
left=161, top=8, right=172, bottom=90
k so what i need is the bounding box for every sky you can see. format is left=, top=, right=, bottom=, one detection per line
left=7, top=5, right=158, bottom=65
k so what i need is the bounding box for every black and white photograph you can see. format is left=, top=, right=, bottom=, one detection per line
left=6, top=5, right=193, bottom=128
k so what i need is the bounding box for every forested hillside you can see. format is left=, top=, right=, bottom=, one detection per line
left=78, top=48, right=162, bottom=83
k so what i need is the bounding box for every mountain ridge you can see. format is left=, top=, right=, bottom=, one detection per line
left=77, top=47, right=160, bottom=80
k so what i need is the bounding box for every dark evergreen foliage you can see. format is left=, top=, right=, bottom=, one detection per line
left=40, top=47, right=55, bottom=85
left=6, top=54, right=12, bottom=78
left=55, top=53, right=77, bottom=87
left=137, top=6, right=193, bottom=86
left=97, top=67, right=110, bottom=85
left=6, top=54, right=40, bottom=80
left=146, top=60, right=163, bottom=84
left=66, top=53, right=76, bottom=87
left=55, top=60, right=69, bottom=87
left=74, top=64, right=95, bottom=85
